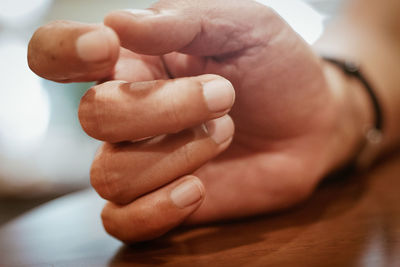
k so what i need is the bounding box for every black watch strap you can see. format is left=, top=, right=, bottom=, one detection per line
left=322, top=56, right=384, bottom=172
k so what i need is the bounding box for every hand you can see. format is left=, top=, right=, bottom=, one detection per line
left=28, top=0, right=366, bottom=243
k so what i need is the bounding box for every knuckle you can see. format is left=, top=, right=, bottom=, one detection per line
left=164, top=91, right=185, bottom=133
left=178, top=138, right=196, bottom=168
left=132, top=206, right=157, bottom=230
left=101, top=203, right=167, bottom=243
left=79, top=87, right=101, bottom=138
left=78, top=86, right=111, bottom=141
left=101, top=203, right=123, bottom=240
left=79, top=82, right=124, bottom=142
left=127, top=206, right=169, bottom=242
left=163, top=79, right=202, bottom=133
left=90, top=144, right=123, bottom=202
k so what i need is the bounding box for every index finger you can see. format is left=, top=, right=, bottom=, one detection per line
left=28, top=21, right=120, bottom=83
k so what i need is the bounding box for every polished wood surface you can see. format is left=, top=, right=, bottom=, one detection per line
left=1, top=153, right=400, bottom=267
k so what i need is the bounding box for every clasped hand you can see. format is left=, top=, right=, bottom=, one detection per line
left=28, top=0, right=357, bottom=242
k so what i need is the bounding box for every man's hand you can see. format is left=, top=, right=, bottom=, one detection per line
left=28, top=0, right=367, bottom=243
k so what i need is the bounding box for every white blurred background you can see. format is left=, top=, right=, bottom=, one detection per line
left=0, top=0, right=158, bottom=198
left=0, top=0, right=337, bottom=224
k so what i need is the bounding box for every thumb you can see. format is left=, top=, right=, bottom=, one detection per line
left=104, top=0, right=275, bottom=56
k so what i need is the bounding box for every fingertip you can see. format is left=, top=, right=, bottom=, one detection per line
left=170, top=175, right=205, bottom=209
left=27, top=25, right=47, bottom=76
left=201, top=76, right=236, bottom=114
left=28, top=21, right=120, bottom=82
left=103, top=10, right=125, bottom=30
left=76, top=26, right=120, bottom=63
left=205, top=115, right=235, bottom=145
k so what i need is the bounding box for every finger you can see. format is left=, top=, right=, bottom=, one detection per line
left=78, top=74, right=235, bottom=143
left=101, top=175, right=204, bottom=243
left=28, top=21, right=120, bottom=82
left=112, top=48, right=170, bottom=82
left=91, top=115, right=234, bottom=204
left=104, top=0, right=273, bottom=56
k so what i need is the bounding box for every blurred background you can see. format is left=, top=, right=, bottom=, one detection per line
left=0, top=0, right=158, bottom=225
left=0, top=0, right=336, bottom=225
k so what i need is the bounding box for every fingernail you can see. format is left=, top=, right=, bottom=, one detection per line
left=171, top=178, right=203, bottom=208
left=202, top=79, right=235, bottom=113
left=204, top=115, right=235, bottom=144
left=76, top=28, right=114, bottom=62
left=124, top=9, right=156, bottom=16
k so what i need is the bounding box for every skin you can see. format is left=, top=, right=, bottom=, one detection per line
left=27, top=0, right=400, bottom=243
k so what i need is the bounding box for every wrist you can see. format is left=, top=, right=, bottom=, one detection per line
left=323, top=61, right=375, bottom=172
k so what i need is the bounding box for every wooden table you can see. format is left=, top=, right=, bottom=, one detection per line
left=1, top=153, right=400, bottom=267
